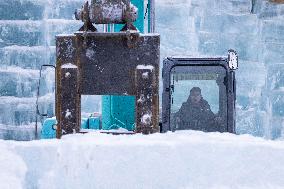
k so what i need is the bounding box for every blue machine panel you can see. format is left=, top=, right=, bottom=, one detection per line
left=89, top=116, right=101, bottom=129
left=41, top=117, right=56, bottom=139
left=102, top=96, right=135, bottom=131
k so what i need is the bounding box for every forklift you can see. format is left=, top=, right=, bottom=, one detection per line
left=36, top=0, right=238, bottom=139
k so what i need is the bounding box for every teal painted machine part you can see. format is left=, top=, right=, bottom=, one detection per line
left=102, top=0, right=144, bottom=131
left=114, top=0, right=144, bottom=32
left=102, top=96, right=135, bottom=131
left=147, top=0, right=151, bottom=33
left=81, top=117, right=100, bottom=130
left=41, top=117, right=101, bottom=139
left=81, top=118, right=89, bottom=129
left=41, top=117, right=57, bottom=139
left=89, top=117, right=101, bottom=129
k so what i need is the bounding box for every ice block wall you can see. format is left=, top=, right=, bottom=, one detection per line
left=156, top=0, right=284, bottom=139
left=0, top=0, right=284, bottom=139
left=0, top=0, right=83, bottom=140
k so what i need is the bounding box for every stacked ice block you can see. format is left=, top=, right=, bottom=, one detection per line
left=156, top=0, right=284, bottom=138
left=0, top=0, right=83, bottom=140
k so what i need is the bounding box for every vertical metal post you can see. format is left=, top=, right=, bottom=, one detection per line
left=57, top=65, right=80, bottom=137
left=148, top=0, right=155, bottom=33
left=135, top=66, right=159, bottom=134
left=103, top=0, right=144, bottom=132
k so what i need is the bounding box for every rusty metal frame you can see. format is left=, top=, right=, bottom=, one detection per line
left=56, top=32, right=160, bottom=138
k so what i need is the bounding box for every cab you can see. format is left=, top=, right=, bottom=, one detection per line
left=161, top=50, right=238, bottom=133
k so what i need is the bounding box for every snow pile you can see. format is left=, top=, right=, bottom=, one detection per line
left=1, top=131, right=284, bottom=189
left=0, top=143, right=27, bottom=189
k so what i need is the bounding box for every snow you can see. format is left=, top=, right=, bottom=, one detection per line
left=141, top=113, right=152, bottom=124
left=136, top=65, right=154, bottom=70
left=88, top=127, right=135, bottom=134
left=0, top=131, right=284, bottom=189
left=137, top=94, right=145, bottom=103
left=142, top=72, right=149, bottom=79
left=65, top=72, right=71, bottom=78
left=101, top=3, right=123, bottom=22
left=56, top=34, right=76, bottom=37
left=61, top=63, right=77, bottom=69
left=65, top=109, right=72, bottom=118
left=86, top=48, right=95, bottom=60
left=0, top=143, right=27, bottom=189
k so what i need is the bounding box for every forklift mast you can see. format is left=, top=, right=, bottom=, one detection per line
left=55, top=0, right=160, bottom=138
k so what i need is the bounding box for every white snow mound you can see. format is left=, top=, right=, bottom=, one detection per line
left=1, top=131, right=284, bottom=189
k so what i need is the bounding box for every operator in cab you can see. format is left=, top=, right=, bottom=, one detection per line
left=174, top=87, right=220, bottom=132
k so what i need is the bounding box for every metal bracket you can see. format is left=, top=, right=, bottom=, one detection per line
left=120, top=22, right=138, bottom=31
left=78, top=1, right=97, bottom=32
left=125, top=30, right=140, bottom=48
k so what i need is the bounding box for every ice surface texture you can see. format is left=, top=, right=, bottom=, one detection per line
left=156, top=0, right=284, bottom=139
left=0, top=0, right=83, bottom=140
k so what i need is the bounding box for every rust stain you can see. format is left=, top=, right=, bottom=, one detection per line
left=270, top=0, right=284, bottom=3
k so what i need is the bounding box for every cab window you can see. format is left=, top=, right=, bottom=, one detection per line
left=170, top=66, right=228, bottom=132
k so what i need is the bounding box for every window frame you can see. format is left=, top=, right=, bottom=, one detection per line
left=161, top=57, right=236, bottom=133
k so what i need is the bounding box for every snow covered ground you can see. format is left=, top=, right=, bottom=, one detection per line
left=1, top=131, right=284, bottom=189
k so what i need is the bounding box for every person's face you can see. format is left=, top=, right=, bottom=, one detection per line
left=190, top=91, right=201, bottom=104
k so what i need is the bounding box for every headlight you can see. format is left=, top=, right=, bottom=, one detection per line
left=228, top=49, right=238, bottom=70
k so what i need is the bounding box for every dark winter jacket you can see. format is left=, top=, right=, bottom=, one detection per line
left=175, top=98, right=216, bottom=131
